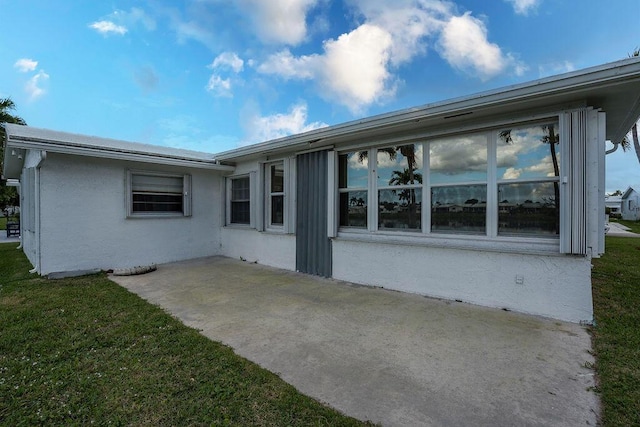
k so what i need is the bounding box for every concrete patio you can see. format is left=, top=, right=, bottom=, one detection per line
left=110, top=256, right=599, bottom=426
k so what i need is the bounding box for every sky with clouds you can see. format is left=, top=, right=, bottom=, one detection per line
left=1, top=0, right=639, bottom=191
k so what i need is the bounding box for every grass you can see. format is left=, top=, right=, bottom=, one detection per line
left=0, top=243, right=369, bottom=426
left=591, top=236, right=640, bottom=426
left=0, top=217, right=5, bottom=230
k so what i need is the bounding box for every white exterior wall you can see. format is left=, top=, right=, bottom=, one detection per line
left=220, top=227, right=296, bottom=270
left=36, top=153, right=223, bottom=275
left=332, top=239, right=593, bottom=323
left=621, top=190, right=640, bottom=220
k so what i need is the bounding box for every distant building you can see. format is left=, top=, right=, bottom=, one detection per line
left=621, top=187, right=640, bottom=221
left=605, top=194, right=622, bottom=216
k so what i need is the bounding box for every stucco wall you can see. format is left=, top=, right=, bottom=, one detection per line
left=332, top=239, right=593, bottom=323
left=37, top=153, right=223, bottom=275
left=219, top=227, right=296, bottom=271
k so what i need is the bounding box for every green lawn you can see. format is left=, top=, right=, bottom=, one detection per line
left=0, top=217, right=6, bottom=230
left=591, top=236, right=640, bottom=426
left=0, top=243, right=369, bottom=426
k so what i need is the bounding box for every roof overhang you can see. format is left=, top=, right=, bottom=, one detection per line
left=215, top=57, right=640, bottom=162
left=2, top=124, right=234, bottom=179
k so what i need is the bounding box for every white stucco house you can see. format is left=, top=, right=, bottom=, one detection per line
left=4, top=58, right=640, bottom=324
left=605, top=194, right=622, bottom=216
left=621, top=186, right=640, bottom=220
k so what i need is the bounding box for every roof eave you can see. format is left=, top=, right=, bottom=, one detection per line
left=5, top=136, right=234, bottom=171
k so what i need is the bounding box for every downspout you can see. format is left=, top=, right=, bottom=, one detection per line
left=29, top=150, right=46, bottom=274
left=605, top=141, right=620, bottom=154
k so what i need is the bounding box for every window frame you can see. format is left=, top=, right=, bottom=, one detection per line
left=266, top=162, right=285, bottom=229
left=226, top=174, right=252, bottom=226
left=126, top=170, right=191, bottom=218
left=335, top=116, right=563, bottom=245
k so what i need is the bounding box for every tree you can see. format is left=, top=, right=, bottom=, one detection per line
left=0, top=97, right=26, bottom=216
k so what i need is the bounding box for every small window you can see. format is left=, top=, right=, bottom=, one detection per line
left=230, top=176, right=251, bottom=225
left=267, top=163, right=285, bottom=227
left=127, top=171, right=191, bottom=217
left=338, top=152, right=368, bottom=228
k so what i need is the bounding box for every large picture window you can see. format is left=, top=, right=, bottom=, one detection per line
left=337, top=119, right=560, bottom=239
left=127, top=171, right=191, bottom=217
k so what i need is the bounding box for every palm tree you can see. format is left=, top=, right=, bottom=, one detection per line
left=0, top=97, right=26, bottom=215
left=0, top=98, right=27, bottom=125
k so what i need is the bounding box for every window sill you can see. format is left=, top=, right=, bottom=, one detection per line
left=224, top=224, right=254, bottom=230
left=335, top=229, right=561, bottom=256
left=127, top=213, right=188, bottom=219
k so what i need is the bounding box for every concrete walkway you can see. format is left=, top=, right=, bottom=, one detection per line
left=110, top=256, right=599, bottom=427
left=606, top=221, right=640, bottom=237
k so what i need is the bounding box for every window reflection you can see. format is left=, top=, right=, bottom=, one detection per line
left=377, top=144, right=423, bottom=187
left=379, top=189, right=421, bottom=230
left=498, top=182, right=558, bottom=236
left=338, top=152, right=368, bottom=228
left=429, top=135, right=487, bottom=184
left=340, top=191, right=367, bottom=227
left=497, top=122, right=560, bottom=180
left=431, top=185, right=487, bottom=234
left=338, top=152, right=368, bottom=189
left=377, top=144, right=422, bottom=231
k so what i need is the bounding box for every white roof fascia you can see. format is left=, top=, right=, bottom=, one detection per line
left=215, top=57, right=640, bottom=161
left=4, top=125, right=234, bottom=171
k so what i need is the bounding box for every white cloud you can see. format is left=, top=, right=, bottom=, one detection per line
left=257, top=49, right=317, bottom=79
left=237, top=0, right=318, bottom=45
left=14, top=58, right=38, bottom=73
left=502, top=167, right=521, bottom=180
left=319, top=24, right=395, bottom=112
left=258, top=24, right=395, bottom=114
left=205, top=75, right=233, bottom=97
left=210, top=52, right=244, bottom=73
left=241, top=102, right=328, bottom=145
left=504, top=0, right=541, bottom=15
left=89, top=20, right=128, bottom=35
left=257, top=1, right=520, bottom=113
left=437, top=12, right=507, bottom=80
left=206, top=52, right=245, bottom=97
left=538, top=61, right=575, bottom=78
left=348, top=0, right=449, bottom=66
left=25, top=70, right=49, bottom=101
left=116, top=7, right=156, bottom=31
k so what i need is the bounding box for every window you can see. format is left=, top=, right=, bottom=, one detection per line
left=337, top=119, right=560, bottom=239
left=496, top=122, right=560, bottom=236
left=430, top=134, right=487, bottom=234
left=377, top=144, right=422, bottom=231
left=266, top=162, right=285, bottom=228
left=229, top=176, right=250, bottom=225
left=127, top=171, right=191, bottom=217
left=338, top=152, right=368, bottom=228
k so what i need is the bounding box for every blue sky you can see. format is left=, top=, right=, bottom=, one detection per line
left=1, top=0, right=639, bottom=192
